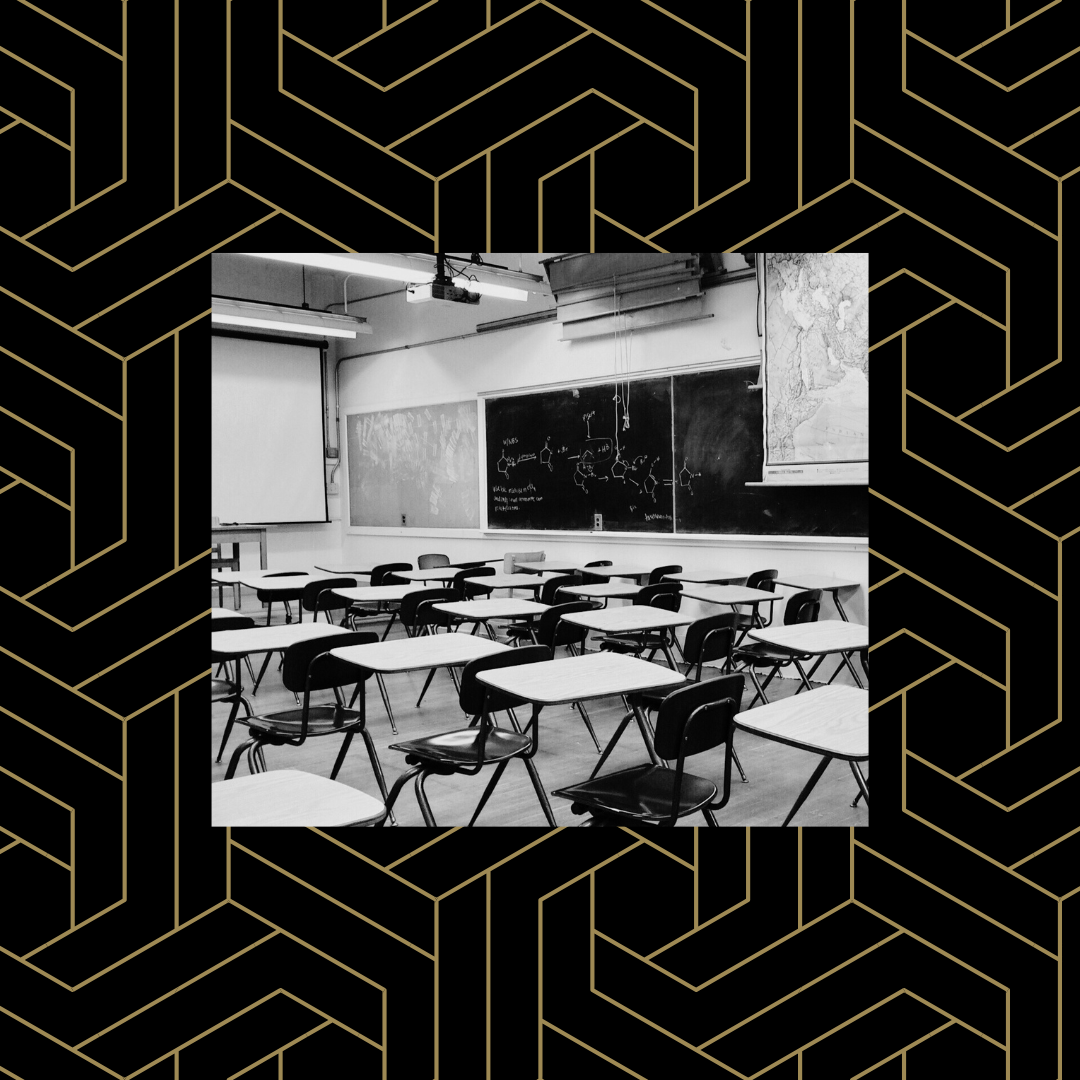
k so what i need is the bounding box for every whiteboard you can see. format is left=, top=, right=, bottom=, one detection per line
left=346, top=401, right=479, bottom=528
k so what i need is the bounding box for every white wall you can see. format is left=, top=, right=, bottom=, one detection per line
left=335, top=273, right=869, bottom=663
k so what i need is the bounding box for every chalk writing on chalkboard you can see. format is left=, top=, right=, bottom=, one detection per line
left=485, top=379, right=674, bottom=532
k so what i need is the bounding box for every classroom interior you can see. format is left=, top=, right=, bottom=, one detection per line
left=210, top=252, right=869, bottom=828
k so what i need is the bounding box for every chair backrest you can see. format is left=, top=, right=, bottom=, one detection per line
left=452, top=565, right=495, bottom=600
left=458, top=645, right=550, bottom=716
left=535, top=601, right=595, bottom=649
left=635, top=581, right=682, bottom=612
left=211, top=615, right=255, bottom=633
left=580, top=560, right=612, bottom=585
left=398, top=588, right=458, bottom=629
left=650, top=675, right=744, bottom=823
left=370, top=562, right=412, bottom=586
left=746, top=569, right=778, bottom=591
left=682, top=613, right=737, bottom=672
left=281, top=631, right=379, bottom=693
left=784, top=589, right=822, bottom=626
left=539, top=574, right=581, bottom=605
left=418, top=554, right=451, bottom=569
left=648, top=564, right=683, bottom=585
left=301, top=577, right=358, bottom=614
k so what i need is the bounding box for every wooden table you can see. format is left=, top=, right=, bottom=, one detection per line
left=211, top=769, right=386, bottom=827
left=213, top=525, right=271, bottom=568
left=774, top=575, right=862, bottom=621
left=733, top=685, right=869, bottom=825
left=463, top=572, right=553, bottom=594
left=211, top=623, right=352, bottom=694
left=330, top=583, right=432, bottom=639
left=393, top=567, right=467, bottom=583
left=663, top=570, right=745, bottom=585
left=514, top=560, right=579, bottom=574
left=558, top=606, right=695, bottom=670
left=747, top=620, right=868, bottom=690
left=432, top=598, right=550, bottom=639
left=573, top=564, right=653, bottom=583
left=330, top=633, right=510, bottom=733
left=558, top=582, right=644, bottom=603
left=475, top=651, right=685, bottom=772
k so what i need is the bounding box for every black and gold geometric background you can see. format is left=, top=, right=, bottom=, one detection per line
left=1, top=1, right=1075, bottom=1075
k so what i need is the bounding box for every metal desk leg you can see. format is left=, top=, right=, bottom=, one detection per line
left=780, top=754, right=833, bottom=826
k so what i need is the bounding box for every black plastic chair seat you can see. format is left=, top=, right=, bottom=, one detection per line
left=211, top=678, right=241, bottom=700
left=554, top=764, right=718, bottom=822
left=246, top=705, right=363, bottom=739
left=638, top=678, right=694, bottom=709
left=734, top=642, right=811, bottom=665
left=389, top=726, right=531, bottom=765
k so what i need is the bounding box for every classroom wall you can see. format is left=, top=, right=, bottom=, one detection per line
left=212, top=255, right=869, bottom=685
left=334, top=271, right=869, bottom=641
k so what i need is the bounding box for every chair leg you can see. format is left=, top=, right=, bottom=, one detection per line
left=849, top=762, right=869, bottom=807
left=381, top=611, right=398, bottom=640
left=780, top=754, right=833, bottom=826
left=414, top=770, right=439, bottom=827
left=731, top=741, right=749, bottom=784
left=521, top=755, right=558, bottom=826
left=575, top=700, right=601, bottom=753
left=359, top=726, right=395, bottom=826
left=225, top=735, right=257, bottom=779
left=467, top=760, right=513, bottom=825
left=252, top=651, right=274, bottom=695
left=744, top=668, right=769, bottom=708
left=416, top=667, right=438, bottom=707
left=329, top=731, right=355, bottom=781
left=588, top=710, right=636, bottom=780
left=375, top=674, right=397, bottom=734
left=214, top=691, right=254, bottom=763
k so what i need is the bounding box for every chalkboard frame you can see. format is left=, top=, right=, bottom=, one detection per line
left=479, top=363, right=868, bottom=540
left=342, top=396, right=481, bottom=533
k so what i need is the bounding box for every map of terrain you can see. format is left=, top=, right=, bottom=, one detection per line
left=763, top=253, right=869, bottom=481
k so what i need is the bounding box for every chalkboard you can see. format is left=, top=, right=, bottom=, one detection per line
left=485, top=378, right=674, bottom=532
left=485, top=369, right=868, bottom=537
left=673, top=369, right=868, bottom=536
left=347, top=401, right=479, bottom=528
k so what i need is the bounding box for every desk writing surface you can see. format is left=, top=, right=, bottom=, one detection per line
left=211, top=623, right=350, bottom=657
left=330, top=633, right=508, bottom=673
left=465, top=573, right=551, bottom=590
left=513, top=560, right=578, bottom=574
left=734, top=685, right=868, bottom=758
left=394, top=567, right=466, bottom=582
left=679, top=584, right=781, bottom=605
left=774, top=574, right=861, bottom=592
left=211, top=769, right=385, bottom=827
left=559, top=583, right=644, bottom=600
left=315, top=564, right=374, bottom=576
left=475, top=651, right=685, bottom=705
left=433, top=599, right=549, bottom=619
left=748, top=620, right=868, bottom=654
left=573, top=565, right=653, bottom=581
left=559, top=607, right=695, bottom=633
left=331, top=584, right=429, bottom=602
left=663, top=570, right=744, bottom=584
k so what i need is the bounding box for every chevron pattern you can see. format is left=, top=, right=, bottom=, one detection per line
left=0, top=0, right=1074, bottom=1076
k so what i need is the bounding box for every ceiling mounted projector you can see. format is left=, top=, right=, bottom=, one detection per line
left=406, top=281, right=480, bottom=305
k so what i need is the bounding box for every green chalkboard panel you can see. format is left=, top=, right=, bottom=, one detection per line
left=485, top=378, right=673, bottom=531
left=673, top=368, right=868, bottom=536
left=347, top=401, right=479, bottom=528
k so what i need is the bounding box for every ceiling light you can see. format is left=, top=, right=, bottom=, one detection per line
left=240, top=253, right=531, bottom=300
left=211, top=297, right=371, bottom=338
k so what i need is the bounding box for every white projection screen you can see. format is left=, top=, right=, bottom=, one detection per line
left=211, top=334, right=328, bottom=523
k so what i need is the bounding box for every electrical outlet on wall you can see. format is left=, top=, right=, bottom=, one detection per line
left=327, top=483, right=339, bottom=495
left=402, top=514, right=407, bottom=526
left=593, top=513, right=602, bottom=530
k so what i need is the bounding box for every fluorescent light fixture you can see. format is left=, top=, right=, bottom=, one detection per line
left=239, top=253, right=530, bottom=300
left=211, top=297, right=371, bottom=338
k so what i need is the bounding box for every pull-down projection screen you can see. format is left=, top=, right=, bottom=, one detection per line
left=211, top=334, right=328, bottom=523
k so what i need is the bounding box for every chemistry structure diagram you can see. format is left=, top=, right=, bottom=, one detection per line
left=495, top=391, right=702, bottom=510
